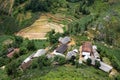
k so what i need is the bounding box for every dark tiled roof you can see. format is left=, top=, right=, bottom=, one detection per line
left=56, top=44, right=68, bottom=53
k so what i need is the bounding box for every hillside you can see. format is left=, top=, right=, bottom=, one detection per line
left=0, top=0, right=120, bottom=80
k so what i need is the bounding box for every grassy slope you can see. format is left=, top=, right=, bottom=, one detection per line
left=18, top=65, right=113, bottom=80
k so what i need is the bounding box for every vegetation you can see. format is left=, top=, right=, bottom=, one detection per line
left=0, top=0, right=120, bottom=79
left=95, top=60, right=101, bottom=69
left=86, top=58, right=92, bottom=66
left=54, top=55, right=66, bottom=65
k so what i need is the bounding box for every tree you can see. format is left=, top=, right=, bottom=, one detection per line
left=6, top=61, right=20, bottom=78
left=13, top=35, right=23, bottom=48
left=38, top=55, right=52, bottom=69
left=27, top=40, right=36, bottom=51
left=86, top=58, right=92, bottom=65
left=19, top=47, right=27, bottom=55
left=95, top=60, right=101, bottom=68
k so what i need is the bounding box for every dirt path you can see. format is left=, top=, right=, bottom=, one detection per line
left=16, top=14, right=64, bottom=40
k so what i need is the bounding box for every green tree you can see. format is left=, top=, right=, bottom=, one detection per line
left=95, top=60, right=101, bottom=68
left=19, top=47, right=27, bottom=55
left=38, top=55, right=52, bottom=69
left=86, top=58, right=92, bottom=65
left=6, top=61, right=20, bottom=78
left=27, top=40, right=36, bottom=51
left=13, top=35, right=23, bottom=48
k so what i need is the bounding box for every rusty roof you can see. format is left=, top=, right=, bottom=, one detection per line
left=82, top=42, right=92, bottom=53
left=7, top=48, right=19, bottom=58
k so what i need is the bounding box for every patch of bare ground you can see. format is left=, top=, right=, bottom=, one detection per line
left=16, top=13, right=66, bottom=40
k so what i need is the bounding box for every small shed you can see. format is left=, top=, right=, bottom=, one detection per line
left=58, top=36, right=71, bottom=44
left=33, top=49, right=46, bottom=58
left=99, top=61, right=113, bottom=73
left=66, top=49, right=78, bottom=60
left=56, top=44, right=68, bottom=54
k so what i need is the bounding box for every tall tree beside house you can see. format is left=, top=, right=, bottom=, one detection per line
left=47, top=30, right=62, bottom=44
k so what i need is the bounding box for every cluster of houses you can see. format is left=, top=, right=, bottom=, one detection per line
left=79, top=42, right=113, bottom=73
left=13, top=36, right=113, bottom=73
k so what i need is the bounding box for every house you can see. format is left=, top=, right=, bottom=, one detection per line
left=32, top=49, right=46, bottom=58
left=20, top=53, right=35, bottom=70
left=82, top=42, right=93, bottom=60
left=66, top=49, right=78, bottom=60
left=7, top=48, right=19, bottom=58
left=56, top=44, right=68, bottom=53
left=53, top=44, right=68, bottom=57
left=58, top=36, right=71, bottom=44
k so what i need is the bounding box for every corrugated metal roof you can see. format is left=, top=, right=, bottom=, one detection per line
left=66, top=51, right=77, bottom=60
left=33, top=49, right=46, bottom=58
left=99, top=61, right=113, bottom=73
left=59, top=36, right=71, bottom=44
left=56, top=44, right=68, bottom=53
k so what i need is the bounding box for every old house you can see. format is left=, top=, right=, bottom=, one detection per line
left=82, top=42, right=93, bottom=60
left=7, top=48, right=19, bottom=58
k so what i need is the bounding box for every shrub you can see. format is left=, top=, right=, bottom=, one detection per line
left=95, top=60, right=101, bottom=68
left=27, top=40, right=36, bottom=51
left=86, top=58, right=92, bottom=65
left=54, top=55, right=66, bottom=65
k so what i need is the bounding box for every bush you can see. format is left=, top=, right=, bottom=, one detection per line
left=86, top=58, right=92, bottom=65
left=95, top=60, right=101, bottom=68
left=54, top=55, right=66, bottom=65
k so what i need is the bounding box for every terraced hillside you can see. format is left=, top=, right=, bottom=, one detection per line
left=16, top=14, right=64, bottom=40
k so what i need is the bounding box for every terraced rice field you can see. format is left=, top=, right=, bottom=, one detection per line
left=16, top=14, right=64, bottom=40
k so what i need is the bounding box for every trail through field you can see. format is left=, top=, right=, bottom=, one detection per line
left=16, top=14, right=64, bottom=40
